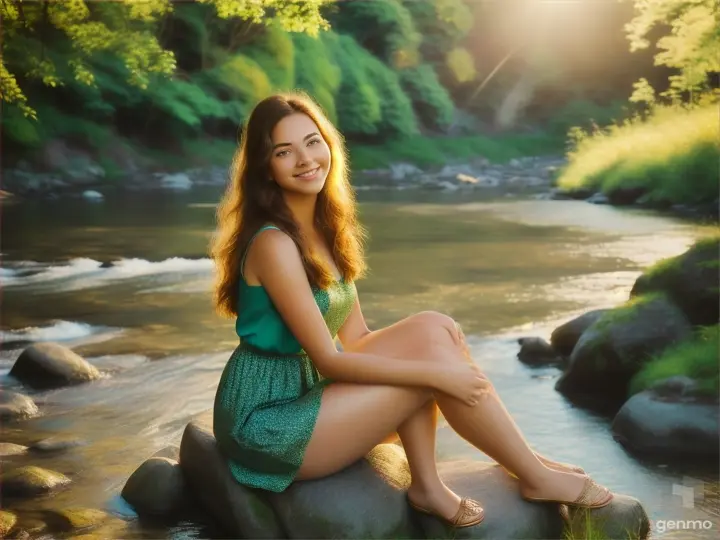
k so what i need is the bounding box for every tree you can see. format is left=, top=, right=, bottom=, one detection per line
left=626, top=0, right=720, bottom=103
left=0, top=0, right=332, bottom=119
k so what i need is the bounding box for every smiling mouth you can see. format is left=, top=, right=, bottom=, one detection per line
left=294, top=167, right=320, bottom=178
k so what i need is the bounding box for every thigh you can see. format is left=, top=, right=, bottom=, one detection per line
left=296, top=382, right=429, bottom=480
left=297, top=311, right=466, bottom=480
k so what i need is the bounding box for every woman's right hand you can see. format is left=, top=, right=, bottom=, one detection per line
left=432, top=362, right=492, bottom=406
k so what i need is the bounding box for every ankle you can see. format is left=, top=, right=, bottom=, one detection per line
left=408, top=475, right=443, bottom=494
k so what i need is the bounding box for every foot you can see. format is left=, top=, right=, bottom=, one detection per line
left=519, top=469, right=612, bottom=508
left=407, top=482, right=472, bottom=523
left=534, top=453, right=584, bottom=475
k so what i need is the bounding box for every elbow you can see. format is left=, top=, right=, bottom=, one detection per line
left=312, top=350, right=343, bottom=380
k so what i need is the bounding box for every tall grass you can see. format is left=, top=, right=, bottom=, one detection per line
left=557, top=105, right=719, bottom=205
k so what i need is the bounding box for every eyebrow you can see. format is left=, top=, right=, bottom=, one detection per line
left=272, top=132, right=320, bottom=150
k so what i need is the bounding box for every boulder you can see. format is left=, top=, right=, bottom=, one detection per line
left=0, top=510, right=17, bottom=538
left=607, top=187, right=646, bottom=206
left=267, top=444, right=423, bottom=539
left=121, top=457, right=188, bottom=517
left=10, top=343, right=101, bottom=389
left=0, top=391, right=38, bottom=421
left=1, top=466, right=71, bottom=497
left=179, top=412, right=285, bottom=539
left=550, top=310, right=609, bottom=357
left=178, top=411, right=649, bottom=539
left=416, top=461, right=648, bottom=540
left=631, top=238, right=719, bottom=326
left=516, top=338, right=563, bottom=367
left=611, top=390, right=719, bottom=459
left=555, top=295, right=692, bottom=405
left=586, top=193, right=609, bottom=205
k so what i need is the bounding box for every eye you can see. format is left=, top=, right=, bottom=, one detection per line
left=307, top=138, right=321, bottom=146
left=275, top=149, right=290, bottom=158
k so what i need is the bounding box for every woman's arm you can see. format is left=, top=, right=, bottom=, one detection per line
left=337, top=297, right=372, bottom=350
left=249, top=229, right=441, bottom=387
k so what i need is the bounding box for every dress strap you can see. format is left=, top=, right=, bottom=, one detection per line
left=240, top=225, right=281, bottom=277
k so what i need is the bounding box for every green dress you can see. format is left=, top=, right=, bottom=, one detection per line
left=213, top=225, right=357, bottom=492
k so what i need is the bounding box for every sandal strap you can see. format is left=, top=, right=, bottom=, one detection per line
left=451, top=498, right=484, bottom=527
left=574, top=478, right=609, bottom=506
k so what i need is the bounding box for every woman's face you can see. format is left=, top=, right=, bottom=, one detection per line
left=268, top=113, right=331, bottom=196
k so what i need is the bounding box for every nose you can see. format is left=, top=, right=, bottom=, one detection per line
left=295, top=146, right=310, bottom=167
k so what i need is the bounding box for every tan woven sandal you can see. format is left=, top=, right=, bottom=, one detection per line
left=522, top=477, right=613, bottom=509
left=408, top=496, right=485, bottom=528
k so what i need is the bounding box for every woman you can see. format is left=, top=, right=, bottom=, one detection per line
left=210, top=92, right=613, bottom=528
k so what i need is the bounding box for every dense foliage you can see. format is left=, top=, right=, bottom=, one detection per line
left=1, top=0, right=717, bottom=190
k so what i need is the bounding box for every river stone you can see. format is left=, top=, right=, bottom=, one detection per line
left=555, top=295, right=692, bottom=405
left=611, top=390, right=720, bottom=458
left=1, top=465, right=71, bottom=497
left=122, top=457, right=188, bottom=516
left=0, top=390, right=39, bottom=421
left=631, top=238, right=720, bottom=326
left=267, top=444, right=423, bottom=539
left=0, top=510, right=17, bottom=537
left=179, top=411, right=285, bottom=539
left=30, top=436, right=86, bottom=453
left=550, top=310, right=609, bottom=357
left=10, top=342, right=101, bottom=389
left=516, top=337, right=563, bottom=367
left=0, top=443, right=28, bottom=457
left=42, top=508, right=113, bottom=533
left=152, top=444, right=180, bottom=461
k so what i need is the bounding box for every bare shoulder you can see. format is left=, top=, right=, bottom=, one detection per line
left=245, top=227, right=303, bottom=284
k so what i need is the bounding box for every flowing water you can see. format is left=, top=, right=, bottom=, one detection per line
left=1, top=187, right=718, bottom=538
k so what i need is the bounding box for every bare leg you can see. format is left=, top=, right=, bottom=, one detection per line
left=351, top=312, right=610, bottom=506
left=398, top=401, right=462, bottom=520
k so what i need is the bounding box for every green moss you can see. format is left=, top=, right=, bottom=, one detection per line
left=629, top=325, right=719, bottom=397
left=593, top=293, right=665, bottom=332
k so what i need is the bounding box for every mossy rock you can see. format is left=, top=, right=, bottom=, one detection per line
left=1, top=466, right=71, bottom=497
left=0, top=510, right=18, bottom=538
left=42, top=508, right=113, bottom=533
left=631, top=237, right=719, bottom=326
left=556, top=294, right=692, bottom=405
left=0, top=443, right=28, bottom=457
left=0, top=391, right=39, bottom=421
left=121, top=457, right=188, bottom=517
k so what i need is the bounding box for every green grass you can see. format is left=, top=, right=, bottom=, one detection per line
left=629, top=325, right=720, bottom=397
left=557, top=104, right=719, bottom=205
left=348, top=132, right=564, bottom=170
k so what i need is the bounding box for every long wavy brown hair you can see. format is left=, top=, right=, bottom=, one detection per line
left=210, top=92, right=367, bottom=318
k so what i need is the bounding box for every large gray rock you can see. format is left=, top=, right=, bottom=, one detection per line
left=419, top=461, right=648, bottom=540
left=122, top=457, right=188, bottom=517
left=556, top=295, right=692, bottom=404
left=178, top=411, right=649, bottom=539
left=179, top=412, right=284, bottom=539
left=267, top=444, right=423, bottom=539
left=611, top=390, right=719, bottom=459
left=631, top=238, right=719, bottom=326
left=550, top=310, right=609, bottom=357
left=10, top=343, right=101, bottom=389
left=0, top=391, right=39, bottom=421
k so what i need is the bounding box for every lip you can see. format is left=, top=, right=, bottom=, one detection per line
left=293, top=167, right=320, bottom=180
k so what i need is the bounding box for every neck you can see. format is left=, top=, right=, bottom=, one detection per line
left=283, top=192, right=318, bottom=234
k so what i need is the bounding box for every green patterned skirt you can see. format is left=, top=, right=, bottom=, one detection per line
left=213, top=343, right=331, bottom=492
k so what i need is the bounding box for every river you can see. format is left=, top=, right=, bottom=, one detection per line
left=1, top=186, right=718, bottom=539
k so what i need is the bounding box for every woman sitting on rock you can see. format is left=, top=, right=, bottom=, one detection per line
left=209, top=92, right=613, bottom=528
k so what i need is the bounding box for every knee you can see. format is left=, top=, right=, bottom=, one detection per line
left=411, top=311, right=463, bottom=351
